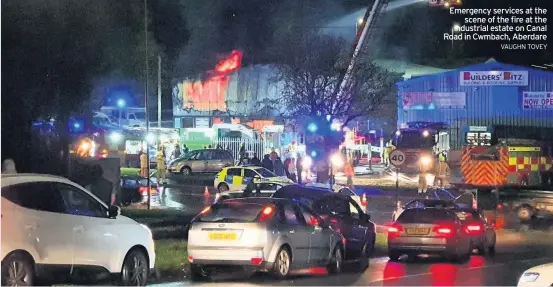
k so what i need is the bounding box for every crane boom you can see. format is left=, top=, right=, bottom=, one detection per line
left=336, top=0, right=389, bottom=100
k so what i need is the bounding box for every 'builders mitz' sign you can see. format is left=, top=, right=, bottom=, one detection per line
left=460, top=71, right=528, bottom=86
left=522, top=92, right=553, bottom=110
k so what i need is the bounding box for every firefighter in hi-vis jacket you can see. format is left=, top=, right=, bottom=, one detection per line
left=418, top=155, right=432, bottom=194
left=433, top=152, right=450, bottom=188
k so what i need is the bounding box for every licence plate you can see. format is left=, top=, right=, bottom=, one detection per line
left=406, top=228, right=430, bottom=235
left=208, top=232, right=237, bottom=240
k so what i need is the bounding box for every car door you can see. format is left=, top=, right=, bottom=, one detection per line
left=225, top=168, right=243, bottom=191
left=319, top=195, right=357, bottom=259
left=276, top=203, right=310, bottom=268
left=3, top=182, right=78, bottom=268
left=297, top=204, right=331, bottom=264
left=56, top=182, right=117, bottom=270
left=348, top=199, right=372, bottom=255
left=242, top=169, right=256, bottom=189
left=191, top=150, right=208, bottom=172
left=208, top=151, right=226, bottom=172
left=204, top=150, right=220, bottom=172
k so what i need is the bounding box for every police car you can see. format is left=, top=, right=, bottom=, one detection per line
left=214, top=165, right=293, bottom=193
left=213, top=182, right=289, bottom=203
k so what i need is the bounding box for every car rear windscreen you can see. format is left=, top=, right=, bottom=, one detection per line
left=397, top=209, right=453, bottom=224
left=199, top=202, right=266, bottom=223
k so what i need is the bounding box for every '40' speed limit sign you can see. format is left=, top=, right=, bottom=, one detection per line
left=389, top=149, right=406, bottom=167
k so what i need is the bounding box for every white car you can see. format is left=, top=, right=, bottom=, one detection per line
left=1, top=174, right=156, bottom=286
left=518, top=262, right=553, bottom=287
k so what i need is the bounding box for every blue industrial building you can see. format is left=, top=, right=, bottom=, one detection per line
left=396, top=59, right=553, bottom=150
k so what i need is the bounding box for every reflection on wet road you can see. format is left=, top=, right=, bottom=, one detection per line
left=150, top=230, right=553, bottom=286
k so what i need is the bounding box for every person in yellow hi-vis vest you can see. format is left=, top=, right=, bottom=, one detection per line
left=140, top=150, right=148, bottom=178
left=433, top=152, right=450, bottom=188
left=157, top=146, right=166, bottom=185
left=418, top=157, right=431, bottom=194
left=383, top=143, right=391, bottom=166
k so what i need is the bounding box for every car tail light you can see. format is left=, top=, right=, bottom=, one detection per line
left=433, top=224, right=454, bottom=237
left=258, top=206, right=275, bottom=222
left=496, top=204, right=503, bottom=210
left=139, top=186, right=147, bottom=194
left=388, top=224, right=403, bottom=238
left=187, top=256, right=194, bottom=263
left=309, top=217, right=319, bottom=226
left=465, top=223, right=484, bottom=235
left=251, top=257, right=263, bottom=265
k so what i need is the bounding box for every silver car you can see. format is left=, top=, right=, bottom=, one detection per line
left=187, top=197, right=344, bottom=281
left=388, top=208, right=472, bottom=262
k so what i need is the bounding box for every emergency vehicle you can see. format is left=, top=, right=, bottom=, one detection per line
left=392, top=122, right=450, bottom=175
left=214, top=165, right=293, bottom=192
left=461, top=139, right=553, bottom=186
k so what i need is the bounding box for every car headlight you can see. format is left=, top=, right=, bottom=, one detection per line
left=519, top=272, right=539, bottom=283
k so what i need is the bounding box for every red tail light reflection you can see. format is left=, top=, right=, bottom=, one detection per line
left=251, top=257, right=263, bottom=265
left=433, top=224, right=454, bottom=237
left=258, top=206, right=275, bottom=222
left=388, top=224, right=403, bottom=238
left=464, top=223, right=484, bottom=235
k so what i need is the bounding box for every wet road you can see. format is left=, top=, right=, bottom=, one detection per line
left=150, top=230, right=553, bottom=286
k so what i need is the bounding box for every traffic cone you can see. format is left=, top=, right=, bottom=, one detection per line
left=204, top=186, right=211, bottom=205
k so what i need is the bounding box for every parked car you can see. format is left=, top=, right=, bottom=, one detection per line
left=518, top=262, right=553, bottom=287
left=187, top=197, right=344, bottom=280
left=388, top=208, right=472, bottom=262
left=272, top=184, right=376, bottom=270
left=213, top=182, right=286, bottom=203
left=495, top=185, right=553, bottom=222
left=1, top=173, right=156, bottom=286
left=167, top=149, right=234, bottom=176
left=214, top=166, right=292, bottom=193
left=120, top=176, right=158, bottom=206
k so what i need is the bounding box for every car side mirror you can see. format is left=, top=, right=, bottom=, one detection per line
left=108, top=205, right=121, bottom=218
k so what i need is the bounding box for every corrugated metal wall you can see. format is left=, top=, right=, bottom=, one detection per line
left=397, top=62, right=553, bottom=149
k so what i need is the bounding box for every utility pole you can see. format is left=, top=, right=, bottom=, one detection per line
left=157, top=55, right=162, bottom=129
left=144, top=0, right=151, bottom=210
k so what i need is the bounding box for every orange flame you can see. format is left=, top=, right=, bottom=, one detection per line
left=181, top=50, right=243, bottom=111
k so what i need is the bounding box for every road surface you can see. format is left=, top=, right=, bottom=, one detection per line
left=149, top=230, right=553, bottom=286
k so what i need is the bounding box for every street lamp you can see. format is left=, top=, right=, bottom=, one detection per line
left=117, top=99, right=126, bottom=128
left=451, top=23, right=461, bottom=50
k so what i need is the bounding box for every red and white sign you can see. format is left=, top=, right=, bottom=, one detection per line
left=522, top=92, right=553, bottom=110
left=460, top=71, right=528, bottom=86
left=402, top=92, right=466, bottom=109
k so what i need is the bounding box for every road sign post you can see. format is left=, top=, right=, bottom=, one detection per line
left=389, top=149, right=406, bottom=206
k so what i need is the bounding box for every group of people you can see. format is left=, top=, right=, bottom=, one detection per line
left=242, top=148, right=306, bottom=184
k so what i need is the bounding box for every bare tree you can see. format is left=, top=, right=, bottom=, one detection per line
left=271, top=32, right=396, bottom=126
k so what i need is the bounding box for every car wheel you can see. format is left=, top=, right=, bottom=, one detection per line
left=356, top=240, right=372, bottom=271
left=1, top=252, right=35, bottom=286
left=189, top=264, right=211, bottom=282
left=181, top=166, right=192, bottom=176
left=327, top=246, right=343, bottom=274
left=517, top=206, right=533, bottom=222
left=388, top=250, right=401, bottom=261
left=272, top=247, right=292, bottom=279
left=218, top=183, right=229, bottom=193
left=120, top=249, right=148, bottom=286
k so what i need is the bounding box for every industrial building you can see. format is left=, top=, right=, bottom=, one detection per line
left=397, top=59, right=553, bottom=152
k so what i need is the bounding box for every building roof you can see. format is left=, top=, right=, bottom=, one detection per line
left=373, top=59, right=448, bottom=79
left=396, top=58, right=553, bottom=86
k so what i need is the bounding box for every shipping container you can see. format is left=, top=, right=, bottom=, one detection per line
left=397, top=59, right=553, bottom=151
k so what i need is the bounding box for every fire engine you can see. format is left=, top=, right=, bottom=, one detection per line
left=461, top=138, right=553, bottom=186
left=392, top=122, right=450, bottom=175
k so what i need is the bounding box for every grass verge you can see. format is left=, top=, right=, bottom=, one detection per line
left=120, top=167, right=157, bottom=177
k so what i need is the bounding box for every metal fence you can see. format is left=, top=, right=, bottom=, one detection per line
left=213, top=137, right=278, bottom=163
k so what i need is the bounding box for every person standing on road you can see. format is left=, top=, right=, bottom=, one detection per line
left=434, top=152, right=450, bottom=188
left=251, top=153, right=262, bottom=166
left=157, top=146, right=166, bottom=185
left=274, top=157, right=286, bottom=176
left=182, top=144, right=189, bottom=154
left=287, top=158, right=297, bottom=182
left=296, top=155, right=303, bottom=184
left=139, top=150, right=148, bottom=178
left=262, top=154, right=274, bottom=172
left=239, top=143, right=246, bottom=164
left=383, top=143, right=391, bottom=166
left=418, top=158, right=429, bottom=194
left=344, top=158, right=355, bottom=188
